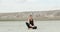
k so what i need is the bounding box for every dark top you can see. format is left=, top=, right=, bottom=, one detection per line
left=29, top=19, right=34, bottom=26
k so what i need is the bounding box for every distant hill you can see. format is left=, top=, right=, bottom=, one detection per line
left=0, top=10, right=60, bottom=21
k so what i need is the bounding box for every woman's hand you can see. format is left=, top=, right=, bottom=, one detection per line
left=30, top=24, right=35, bottom=27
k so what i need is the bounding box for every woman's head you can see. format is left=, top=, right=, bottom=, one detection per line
left=28, top=15, right=33, bottom=18
left=28, top=15, right=33, bottom=19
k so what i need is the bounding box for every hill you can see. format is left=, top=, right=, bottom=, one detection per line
left=0, top=10, right=60, bottom=21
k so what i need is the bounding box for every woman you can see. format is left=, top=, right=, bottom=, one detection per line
left=26, top=15, right=37, bottom=29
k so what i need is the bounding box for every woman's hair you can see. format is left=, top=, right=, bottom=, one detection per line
left=30, top=15, right=32, bottom=16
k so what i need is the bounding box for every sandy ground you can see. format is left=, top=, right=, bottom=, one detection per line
left=0, top=21, right=60, bottom=32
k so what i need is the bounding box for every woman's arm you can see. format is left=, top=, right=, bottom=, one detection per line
left=26, top=18, right=29, bottom=23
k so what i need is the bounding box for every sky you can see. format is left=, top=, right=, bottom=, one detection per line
left=0, top=0, right=60, bottom=13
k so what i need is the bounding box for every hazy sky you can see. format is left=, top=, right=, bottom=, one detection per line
left=0, top=0, right=60, bottom=13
